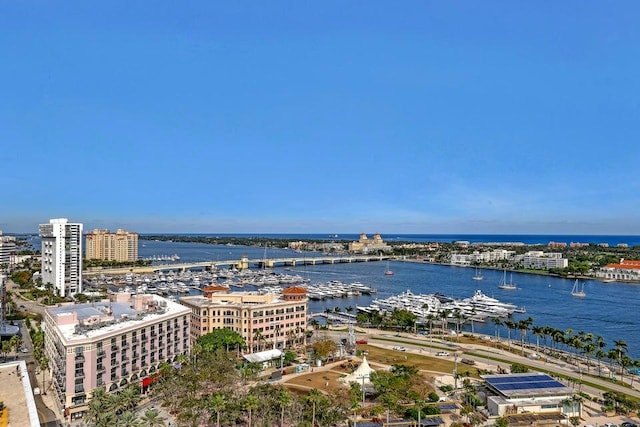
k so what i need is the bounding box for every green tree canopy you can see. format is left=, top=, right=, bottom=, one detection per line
left=196, top=328, right=246, bottom=353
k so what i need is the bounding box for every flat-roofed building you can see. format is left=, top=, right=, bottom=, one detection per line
left=0, top=360, right=40, bottom=427
left=85, top=229, right=138, bottom=262
left=519, top=251, right=568, bottom=270
left=180, top=286, right=308, bottom=352
left=0, top=230, right=16, bottom=268
left=482, top=372, right=577, bottom=423
left=43, top=293, right=191, bottom=422
left=39, top=218, right=83, bottom=297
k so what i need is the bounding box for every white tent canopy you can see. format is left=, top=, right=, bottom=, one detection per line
left=339, top=356, right=375, bottom=386
left=243, top=349, right=282, bottom=364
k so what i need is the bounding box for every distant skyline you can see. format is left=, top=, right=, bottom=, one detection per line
left=2, top=2, right=639, bottom=235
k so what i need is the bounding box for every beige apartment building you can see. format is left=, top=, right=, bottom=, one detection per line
left=85, top=228, right=139, bottom=262
left=43, top=293, right=191, bottom=421
left=180, top=286, right=308, bottom=352
left=348, top=232, right=392, bottom=253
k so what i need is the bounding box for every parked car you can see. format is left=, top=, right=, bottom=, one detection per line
left=392, top=346, right=406, bottom=351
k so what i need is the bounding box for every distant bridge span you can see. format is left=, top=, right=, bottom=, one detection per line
left=84, top=255, right=392, bottom=276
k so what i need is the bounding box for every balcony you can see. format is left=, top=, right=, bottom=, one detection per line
left=141, top=335, right=148, bottom=341
left=74, top=386, right=85, bottom=394
left=132, top=338, right=139, bottom=344
left=97, top=366, right=105, bottom=373
left=111, top=345, right=119, bottom=352
left=97, top=379, right=105, bottom=387
left=151, top=332, right=157, bottom=338
left=74, top=354, right=85, bottom=362
left=97, top=349, right=105, bottom=357
left=74, top=371, right=85, bottom=379
left=121, top=342, right=129, bottom=349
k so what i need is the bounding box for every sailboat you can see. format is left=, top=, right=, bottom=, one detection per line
left=473, top=266, right=484, bottom=281
left=571, top=279, right=586, bottom=298
left=384, top=260, right=394, bottom=276
left=498, top=269, right=517, bottom=290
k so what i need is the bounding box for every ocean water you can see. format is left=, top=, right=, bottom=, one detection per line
left=137, top=239, right=640, bottom=359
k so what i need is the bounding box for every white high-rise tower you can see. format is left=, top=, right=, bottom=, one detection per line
left=39, top=218, right=83, bottom=297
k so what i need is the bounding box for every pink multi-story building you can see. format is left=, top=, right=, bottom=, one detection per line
left=180, top=286, right=308, bottom=352
left=43, top=293, right=191, bottom=421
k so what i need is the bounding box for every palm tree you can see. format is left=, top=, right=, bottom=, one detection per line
left=208, top=393, right=226, bottom=427
left=439, top=309, right=452, bottom=335
left=9, top=335, right=21, bottom=360
left=531, top=325, right=544, bottom=356
left=503, top=320, right=516, bottom=350
left=1, top=341, right=10, bottom=360
left=606, top=349, right=618, bottom=379
left=107, top=392, right=126, bottom=416
left=120, top=384, right=141, bottom=412
left=425, top=313, right=436, bottom=335
left=517, top=317, right=533, bottom=349
left=492, top=318, right=502, bottom=345
left=253, top=329, right=265, bottom=352
left=276, top=388, right=292, bottom=427
left=139, top=408, right=165, bottom=427
left=614, top=339, right=629, bottom=382
left=244, top=394, right=259, bottom=427
left=38, top=355, right=49, bottom=395
left=115, top=411, right=139, bottom=427
left=582, top=341, right=596, bottom=374
left=306, top=388, right=323, bottom=426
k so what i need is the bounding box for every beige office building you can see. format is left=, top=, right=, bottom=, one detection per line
left=85, top=229, right=139, bottom=262
left=43, top=293, right=191, bottom=421
left=180, top=286, right=308, bottom=352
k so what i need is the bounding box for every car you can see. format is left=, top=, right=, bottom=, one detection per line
left=435, top=351, right=450, bottom=357
left=20, top=348, right=28, bottom=353
left=355, top=339, right=368, bottom=345
left=392, top=346, right=406, bottom=351
left=604, top=424, right=619, bottom=427
left=621, top=422, right=637, bottom=427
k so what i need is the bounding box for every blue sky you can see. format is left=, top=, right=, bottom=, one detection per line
left=1, top=2, right=639, bottom=234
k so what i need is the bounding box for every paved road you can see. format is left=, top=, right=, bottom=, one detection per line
left=9, top=280, right=64, bottom=426
left=325, top=327, right=640, bottom=399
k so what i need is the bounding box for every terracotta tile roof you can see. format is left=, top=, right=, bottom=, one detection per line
left=282, top=286, right=307, bottom=294
left=605, top=260, right=640, bottom=269
left=202, top=285, right=230, bottom=292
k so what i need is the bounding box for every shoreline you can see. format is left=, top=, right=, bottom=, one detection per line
left=398, top=257, right=640, bottom=285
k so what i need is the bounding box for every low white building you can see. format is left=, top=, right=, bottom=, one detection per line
left=450, top=249, right=513, bottom=265
left=517, top=251, right=568, bottom=270
left=596, top=259, right=640, bottom=282
left=483, top=373, right=576, bottom=421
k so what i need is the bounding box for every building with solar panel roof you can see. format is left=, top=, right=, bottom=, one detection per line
left=482, top=372, right=579, bottom=421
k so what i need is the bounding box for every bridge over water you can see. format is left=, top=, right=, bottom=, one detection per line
left=84, top=255, right=392, bottom=276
